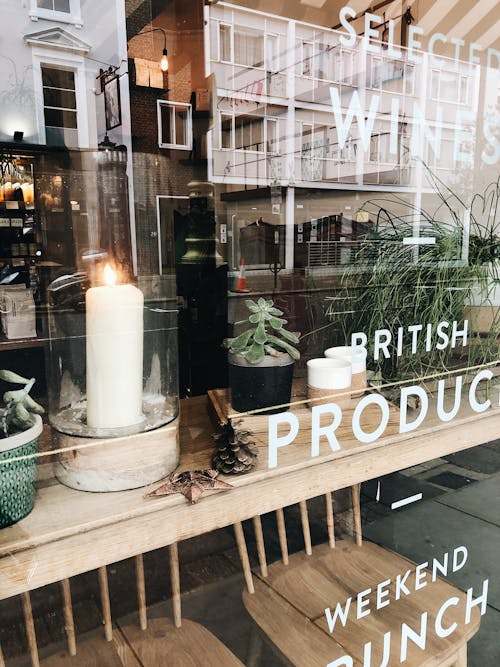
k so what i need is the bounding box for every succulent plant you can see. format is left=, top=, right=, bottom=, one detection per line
left=0, top=370, right=44, bottom=438
left=223, top=298, right=300, bottom=365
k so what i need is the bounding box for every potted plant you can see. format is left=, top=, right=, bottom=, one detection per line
left=0, top=370, right=44, bottom=529
left=224, top=298, right=300, bottom=413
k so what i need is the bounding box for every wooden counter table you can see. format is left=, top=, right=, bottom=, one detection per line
left=1, top=387, right=499, bottom=602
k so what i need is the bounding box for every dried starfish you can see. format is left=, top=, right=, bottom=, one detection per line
left=146, top=469, right=233, bottom=504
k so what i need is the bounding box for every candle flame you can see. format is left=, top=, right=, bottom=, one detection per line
left=103, top=264, right=117, bottom=287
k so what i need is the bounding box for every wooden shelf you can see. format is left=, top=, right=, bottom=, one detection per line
left=0, top=390, right=499, bottom=599
left=0, top=335, right=45, bottom=351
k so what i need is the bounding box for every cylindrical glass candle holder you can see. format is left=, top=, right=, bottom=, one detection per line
left=46, top=266, right=180, bottom=491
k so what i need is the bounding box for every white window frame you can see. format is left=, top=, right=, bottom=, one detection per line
left=301, top=41, right=314, bottom=78
left=219, top=112, right=234, bottom=150
left=157, top=100, right=192, bottom=150
left=219, top=22, right=233, bottom=63
left=29, top=0, right=82, bottom=28
left=265, top=33, right=280, bottom=72
left=31, top=47, right=89, bottom=148
left=266, top=118, right=279, bottom=155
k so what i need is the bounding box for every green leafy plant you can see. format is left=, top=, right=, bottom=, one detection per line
left=224, top=298, right=300, bottom=365
left=327, top=166, right=500, bottom=381
left=0, top=370, right=44, bottom=438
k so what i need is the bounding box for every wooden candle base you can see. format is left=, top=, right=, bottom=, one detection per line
left=307, top=385, right=351, bottom=410
left=54, top=416, right=180, bottom=492
left=351, top=370, right=367, bottom=398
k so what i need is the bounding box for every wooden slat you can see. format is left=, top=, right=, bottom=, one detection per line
left=60, top=578, right=76, bottom=656
left=234, top=522, right=255, bottom=594
left=169, top=543, right=182, bottom=628
left=21, top=591, right=40, bottom=667
left=275, top=508, right=289, bottom=565
left=98, top=567, right=113, bottom=642
left=299, top=500, right=312, bottom=556
left=0, top=641, right=5, bottom=667
left=351, top=483, right=362, bottom=546
left=325, top=492, right=335, bottom=548
left=252, top=515, right=268, bottom=577
left=134, top=554, right=147, bottom=631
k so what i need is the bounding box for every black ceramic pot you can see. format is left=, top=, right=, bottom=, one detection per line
left=229, top=353, right=294, bottom=414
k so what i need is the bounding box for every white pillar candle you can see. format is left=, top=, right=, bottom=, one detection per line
left=307, top=358, right=351, bottom=389
left=325, top=345, right=367, bottom=396
left=324, top=345, right=367, bottom=374
left=86, top=268, right=144, bottom=429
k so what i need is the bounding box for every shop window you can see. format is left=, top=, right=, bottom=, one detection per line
left=157, top=101, right=192, bottom=150
left=41, top=66, right=78, bottom=148
left=30, top=0, right=81, bottom=25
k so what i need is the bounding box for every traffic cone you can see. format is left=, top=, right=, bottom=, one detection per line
left=234, top=258, right=250, bottom=292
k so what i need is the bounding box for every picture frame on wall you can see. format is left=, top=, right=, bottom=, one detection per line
left=104, top=75, right=122, bottom=131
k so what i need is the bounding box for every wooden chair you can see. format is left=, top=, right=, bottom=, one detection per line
left=234, top=485, right=481, bottom=667
left=5, top=544, right=243, bottom=666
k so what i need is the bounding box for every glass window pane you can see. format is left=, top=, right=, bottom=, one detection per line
left=234, top=29, right=263, bottom=67
left=220, top=24, right=231, bottom=62
left=175, top=109, right=187, bottom=146
left=42, top=67, right=75, bottom=91
left=43, top=88, right=76, bottom=110
left=161, top=105, right=173, bottom=144
left=54, top=0, right=70, bottom=11
left=221, top=114, right=232, bottom=148
left=44, top=108, right=77, bottom=128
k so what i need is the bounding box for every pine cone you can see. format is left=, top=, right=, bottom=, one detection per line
left=212, top=421, right=258, bottom=475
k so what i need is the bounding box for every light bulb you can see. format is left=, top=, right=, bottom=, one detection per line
left=160, top=49, right=169, bottom=72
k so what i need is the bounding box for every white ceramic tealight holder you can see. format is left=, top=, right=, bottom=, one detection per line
left=306, top=358, right=352, bottom=409
left=324, top=345, right=367, bottom=397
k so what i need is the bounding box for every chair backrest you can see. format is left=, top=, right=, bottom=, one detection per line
left=234, top=484, right=363, bottom=594
left=5, top=543, right=184, bottom=666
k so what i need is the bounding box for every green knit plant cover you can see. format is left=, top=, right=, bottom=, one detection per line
left=0, top=437, right=39, bottom=529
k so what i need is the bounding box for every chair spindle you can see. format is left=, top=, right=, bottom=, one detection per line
left=60, top=578, right=77, bottom=656
left=234, top=522, right=255, bottom=594
left=98, top=566, right=113, bottom=641
left=299, top=500, right=312, bottom=555
left=169, top=543, right=182, bottom=628
left=252, top=515, right=268, bottom=577
left=275, top=508, right=289, bottom=565
left=325, top=492, right=335, bottom=548
left=21, top=591, right=39, bottom=667
left=351, top=484, right=362, bottom=546
left=135, top=554, right=148, bottom=630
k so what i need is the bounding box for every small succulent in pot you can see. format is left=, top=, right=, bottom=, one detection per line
left=0, top=370, right=44, bottom=529
left=0, top=370, right=44, bottom=438
left=224, top=298, right=300, bottom=414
